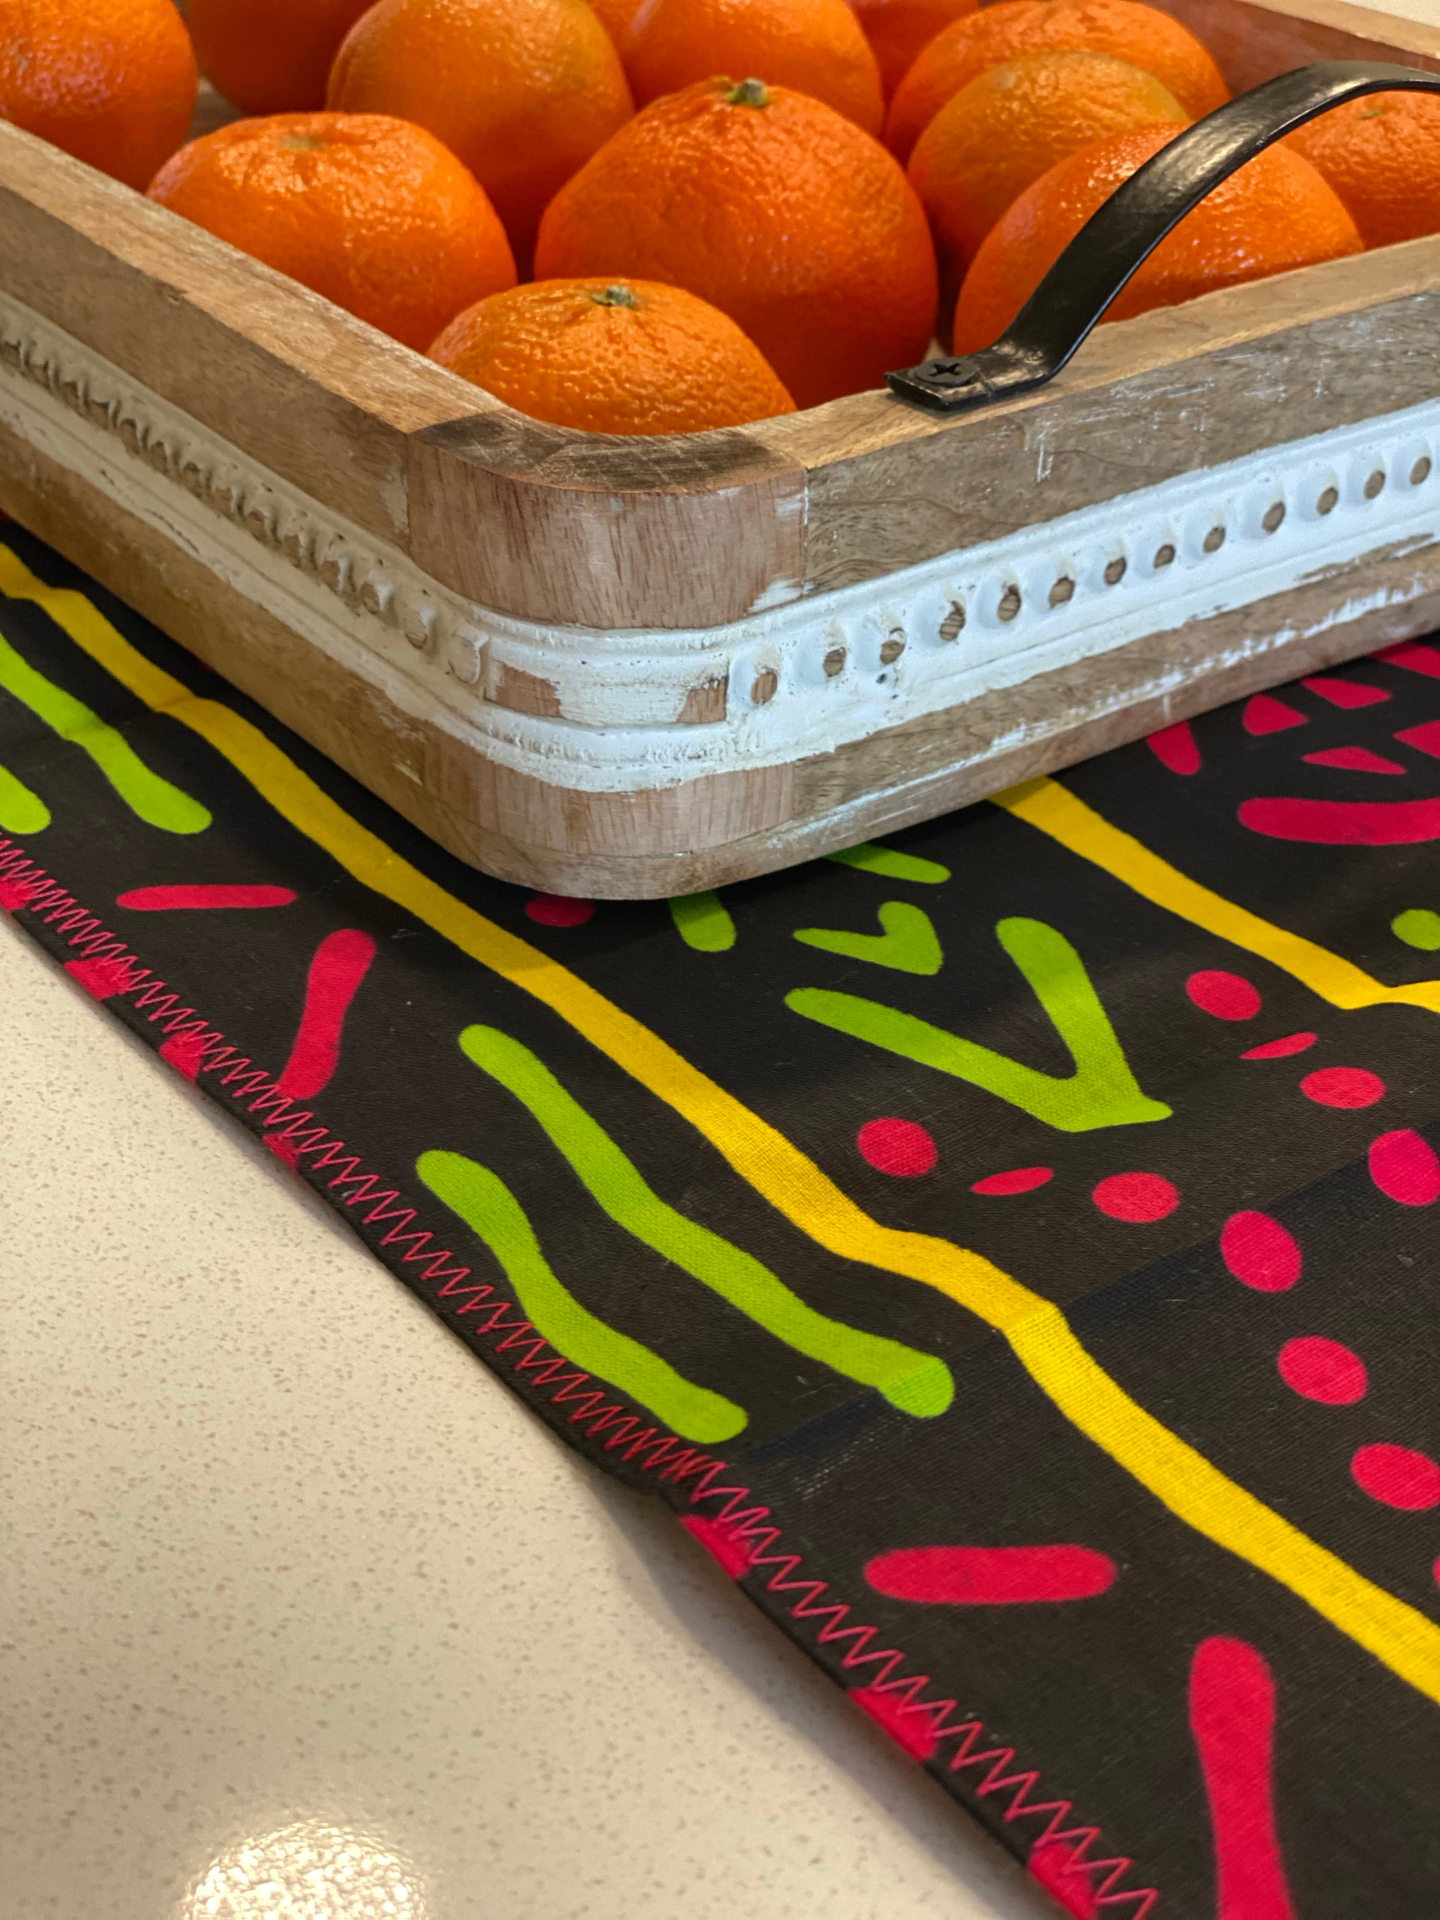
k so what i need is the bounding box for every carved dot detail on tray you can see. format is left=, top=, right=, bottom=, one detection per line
left=1301, top=1066, right=1385, bottom=1109
left=525, top=893, right=595, bottom=927
left=939, top=600, right=966, bottom=642
left=1186, top=969, right=1261, bottom=1020
left=857, top=1117, right=937, bottom=1177
left=1262, top=500, right=1286, bottom=533
left=1203, top=526, right=1226, bottom=553
left=1220, top=1210, right=1301, bottom=1291
left=1103, top=557, right=1126, bottom=585
left=1092, top=1172, right=1179, bottom=1222
left=997, top=585, right=1022, bottom=622
left=1351, top=1442, right=1440, bottom=1511
left=1278, top=1335, right=1367, bottom=1405
left=971, top=1166, right=1053, bottom=1196
left=1049, top=576, right=1075, bottom=607
left=1411, top=456, right=1433, bottom=486
left=1153, top=542, right=1176, bottom=568
left=1364, top=469, right=1387, bottom=499
left=1318, top=485, right=1340, bottom=514
left=1368, top=1128, right=1440, bottom=1206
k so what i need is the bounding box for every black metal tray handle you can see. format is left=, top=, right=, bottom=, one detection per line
left=887, top=60, right=1440, bottom=415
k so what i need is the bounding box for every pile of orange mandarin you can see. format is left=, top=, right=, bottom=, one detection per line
left=2, top=0, right=1438, bottom=433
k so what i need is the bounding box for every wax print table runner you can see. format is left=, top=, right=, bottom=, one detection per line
left=3, top=518, right=1439, bottom=1916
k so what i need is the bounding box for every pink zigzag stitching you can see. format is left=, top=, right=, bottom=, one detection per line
left=0, top=839, right=1160, bottom=1917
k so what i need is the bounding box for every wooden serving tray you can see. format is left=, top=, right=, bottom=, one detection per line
left=3, top=0, right=1440, bottom=898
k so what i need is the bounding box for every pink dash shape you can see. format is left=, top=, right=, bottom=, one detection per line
left=116, top=884, right=298, bottom=911
left=526, top=893, right=595, bottom=927
left=1301, top=746, right=1406, bottom=775
left=65, top=955, right=133, bottom=999
left=273, top=929, right=376, bottom=1103
left=1351, top=1442, right=1440, bottom=1511
left=1147, top=720, right=1202, bottom=775
left=1242, top=1032, right=1317, bottom=1060
left=1188, top=1637, right=1296, bottom=1920
left=1092, top=1172, right=1180, bottom=1222
left=858, top=1117, right=937, bottom=1177
left=1239, top=796, right=1440, bottom=844
left=1301, top=1066, right=1385, bottom=1109
left=849, top=1686, right=939, bottom=1762
left=1394, top=719, right=1440, bottom=759
left=1029, top=1841, right=1105, bottom=1920
left=971, top=1165, right=1053, bottom=1196
left=1369, top=1128, right=1440, bottom=1206
left=1375, top=640, right=1440, bottom=678
left=1187, top=969, right=1262, bottom=1020
left=1277, top=1335, right=1368, bottom=1405
left=864, top=1544, right=1117, bottom=1605
left=1301, top=675, right=1389, bottom=709
left=1220, top=1211, right=1301, bottom=1292
left=159, top=1027, right=210, bottom=1083
left=1243, top=694, right=1307, bottom=736
left=680, top=1513, right=755, bottom=1580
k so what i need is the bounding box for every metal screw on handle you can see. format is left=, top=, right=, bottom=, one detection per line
left=886, top=60, right=1440, bottom=415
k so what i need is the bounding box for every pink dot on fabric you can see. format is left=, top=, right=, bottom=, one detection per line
left=1092, top=1173, right=1179, bottom=1222
left=1220, top=1211, right=1301, bottom=1291
left=858, top=1118, right=937, bottom=1177
left=971, top=1166, right=1053, bottom=1196
left=1368, top=1129, right=1440, bottom=1206
left=1351, top=1442, right=1440, bottom=1511
left=1147, top=720, right=1202, bottom=775
left=1242, top=1032, right=1317, bottom=1060
left=1243, top=693, right=1308, bottom=735
left=525, top=893, right=595, bottom=926
left=1186, top=969, right=1262, bottom=1020
left=1301, top=1066, right=1385, bottom=1108
left=1278, top=1336, right=1368, bottom=1405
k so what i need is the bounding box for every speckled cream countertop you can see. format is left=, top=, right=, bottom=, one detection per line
left=0, top=916, right=1047, bottom=1920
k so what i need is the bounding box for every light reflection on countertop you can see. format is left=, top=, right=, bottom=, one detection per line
left=181, top=1821, right=426, bottom=1920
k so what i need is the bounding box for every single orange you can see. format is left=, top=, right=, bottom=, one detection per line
left=886, top=0, right=1227, bottom=161
left=954, top=123, right=1363, bottom=349
left=909, top=51, right=1187, bottom=304
left=622, top=0, right=884, bottom=136
left=0, top=0, right=196, bottom=190
left=148, top=112, right=517, bottom=350
left=847, top=0, right=978, bottom=102
left=1288, top=91, right=1440, bottom=249
left=535, top=77, right=937, bottom=409
left=185, top=0, right=374, bottom=115
left=430, top=277, right=796, bottom=433
left=326, top=0, right=634, bottom=270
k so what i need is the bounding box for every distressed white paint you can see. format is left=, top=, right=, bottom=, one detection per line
left=3, top=289, right=1438, bottom=796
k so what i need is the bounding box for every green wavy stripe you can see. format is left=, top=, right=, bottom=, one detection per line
left=0, top=763, right=49, bottom=832
left=417, top=1151, right=746, bottom=1443
left=669, top=890, right=736, bottom=952
left=458, top=1025, right=954, bottom=1418
left=0, top=632, right=209, bottom=833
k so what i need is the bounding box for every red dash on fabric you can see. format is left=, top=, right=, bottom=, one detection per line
left=273, top=930, right=377, bottom=1106
left=1277, top=1336, right=1367, bottom=1405
left=1146, top=720, right=1202, bottom=774
left=1242, top=1033, right=1317, bottom=1060
left=1368, top=1129, right=1440, bottom=1206
left=1186, top=969, right=1261, bottom=1020
left=1301, top=676, right=1389, bottom=708
left=1221, top=1212, right=1301, bottom=1291
left=1239, top=796, right=1440, bottom=843
left=1243, top=695, right=1307, bottom=736
left=116, top=884, right=298, bottom=910
left=971, top=1166, right=1053, bottom=1195
left=1188, top=1638, right=1296, bottom=1920
left=1092, top=1173, right=1179, bottom=1222
left=526, top=893, right=595, bottom=926
left=1351, top=1443, right=1440, bottom=1511
left=848, top=1686, right=940, bottom=1761
left=1301, top=1066, right=1385, bottom=1109
left=1394, top=719, right=1440, bottom=758
left=865, top=1544, right=1117, bottom=1605
left=1375, top=640, right=1440, bottom=677
left=1301, top=747, right=1406, bottom=775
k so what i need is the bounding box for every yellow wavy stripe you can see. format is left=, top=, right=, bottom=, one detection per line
left=10, top=543, right=1440, bottom=1706
left=996, top=775, right=1440, bottom=1015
